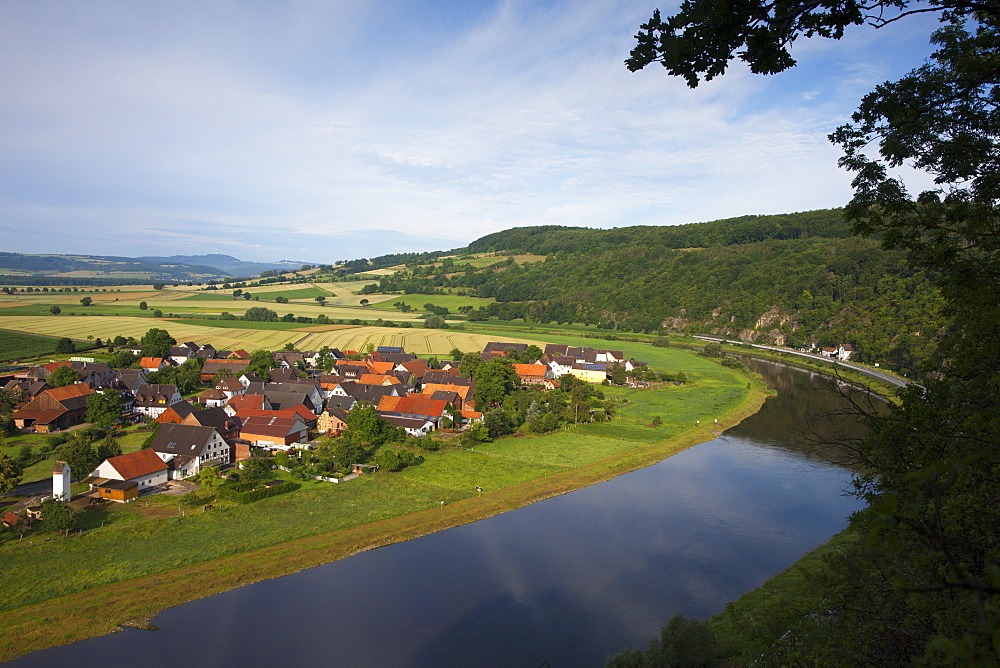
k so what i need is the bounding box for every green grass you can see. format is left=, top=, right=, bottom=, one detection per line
left=254, top=286, right=331, bottom=300
left=0, top=329, right=65, bottom=361
left=367, top=294, right=497, bottom=312
left=166, top=318, right=325, bottom=330
left=0, top=475, right=469, bottom=613
left=708, top=528, right=861, bottom=664
left=399, top=448, right=564, bottom=491
left=479, top=432, right=644, bottom=468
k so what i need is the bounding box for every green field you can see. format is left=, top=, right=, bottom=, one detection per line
left=367, top=294, right=497, bottom=312
left=0, top=475, right=469, bottom=614
left=0, top=329, right=67, bottom=362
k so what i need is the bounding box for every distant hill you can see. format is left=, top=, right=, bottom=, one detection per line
left=0, top=252, right=228, bottom=282
left=136, top=254, right=309, bottom=278
left=0, top=252, right=315, bottom=285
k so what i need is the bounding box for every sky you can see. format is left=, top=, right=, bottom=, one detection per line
left=0, top=1, right=941, bottom=263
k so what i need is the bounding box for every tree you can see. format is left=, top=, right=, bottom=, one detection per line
left=198, top=465, right=220, bottom=490
left=108, top=350, right=138, bottom=369
left=628, top=3, right=1000, bottom=662
left=359, top=299, right=369, bottom=306
left=0, top=452, right=23, bottom=495
left=483, top=409, right=517, bottom=438
left=275, top=295, right=289, bottom=303
left=40, top=498, right=77, bottom=536
left=49, top=305, right=60, bottom=315
left=138, top=301, right=148, bottom=310
left=79, top=296, right=92, bottom=306
left=315, top=295, right=326, bottom=305
left=244, top=306, right=278, bottom=322
left=46, top=365, right=81, bottom=388
left=55, top=337, right=75, bottom=354
left=56, top=437, right=99, bottom=481
left=345, top=406, right=403, bottom=446
left=86, top=390, right=123, bottom=428
left=139, top=327, right=175, bottom=358
left=246, top=349, right=272, bottom=381
left=475, top=358, right=519, bottom=406
left=94, top=434, right=122, bottom=462
left=240, top=458, right=273, bottom=483
left=331, top=439, right=365, bottom=473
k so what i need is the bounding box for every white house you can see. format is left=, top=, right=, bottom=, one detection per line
left=149, top=423, right=230, bottom=478
left=133, top=384, right=183, bottom=418
left=91, top=449, right=169, bottom=493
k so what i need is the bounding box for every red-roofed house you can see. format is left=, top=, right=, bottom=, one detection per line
left=513, top=363, right=550, bottom=386
left=89, top=449, right=169, bottom=502
left=376, top=396, right=448, bottom=421
left=139, top=357, right=168, bottom=372
left=358, top=374, right=401, bottom=386
left=224, top=393, right=266, bottom=416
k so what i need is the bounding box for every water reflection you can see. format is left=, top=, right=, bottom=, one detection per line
left=12, top=362, right=866, bottom=667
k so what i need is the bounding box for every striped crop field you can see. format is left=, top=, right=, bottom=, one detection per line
left=297, top=327, right=533, bottom=355
left=0, top=316, right=304, bottom=350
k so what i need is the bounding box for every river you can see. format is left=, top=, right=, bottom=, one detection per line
left=12, top=360, right=867, bottom=667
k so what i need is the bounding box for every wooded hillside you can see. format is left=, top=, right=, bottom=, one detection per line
left=368, top=210, right=943, bottom=373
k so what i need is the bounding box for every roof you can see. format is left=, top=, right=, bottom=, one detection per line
left=12, top=408, right=67, bottom=424
left=514, top=363, right=546, bottom=377
left=155, top=400, right=196, bottom=423
left=44, top=383, right=95, bottom=402
left=139, top=357, right=164, bottom=368
left=150, top=423, right=219, bottom=457
left=103, top=449, right=169, bottom=480
left=376, top=395, right=448, bottom=418
left=483, top=341, right=527, bottom=354
left=96, top=479, right=138, bottom=491
left=421, top=383, right=473, bottom=400
left=236, top=405, right=316, bottom=423
left=226, top=394, right=265, bottom=411
left=240, top=415, right=306, bottom=438
left=183, top=407, right=240, bottom=432
left=382, top=415, right=432, bottom=429
left=358, top=374, right=400, bottom=386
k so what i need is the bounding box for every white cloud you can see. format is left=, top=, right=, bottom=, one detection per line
left=0, top=0, right=941, bottom=261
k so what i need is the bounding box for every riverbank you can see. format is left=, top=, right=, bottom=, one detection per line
left=708, top=527, right=861, bottom=664
left=0, top=366, right=767, bottom=661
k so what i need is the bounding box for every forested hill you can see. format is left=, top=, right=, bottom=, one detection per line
left=465, top=209, right=852, bottom=255
left=374, top=210, right=943, bottom=373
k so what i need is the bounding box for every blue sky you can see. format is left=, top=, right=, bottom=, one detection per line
left=0, top=1, right=940, bottom=262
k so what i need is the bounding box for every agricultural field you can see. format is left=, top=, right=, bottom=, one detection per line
left=442, top=253, right=547, bottom=268
left=0, top=316, right=306, bottom=351
left=0, top=329, right=67, bottom=362
left=367, top=294, right=497, bottom=312
left=296, top=327, right=533, bottom=355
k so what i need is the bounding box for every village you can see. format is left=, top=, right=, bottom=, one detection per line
left=2, top=335, right=652, bottom=525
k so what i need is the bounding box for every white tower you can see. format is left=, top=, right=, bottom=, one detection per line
left=53, top=460, right=71, bottom=501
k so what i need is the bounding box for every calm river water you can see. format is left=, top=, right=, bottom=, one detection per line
left=12, top=361, right=867, bottom=667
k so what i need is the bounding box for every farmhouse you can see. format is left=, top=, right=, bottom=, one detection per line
left=133, top=384, right=183, bottom=418
left=149, top=423, right=230, bottom=477
left=88, top=449, right=169, bottom=502
left=12, top=383, right=95, bottom=432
